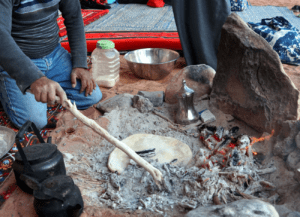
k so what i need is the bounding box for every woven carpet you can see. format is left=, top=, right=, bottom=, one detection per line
left=83, top=4, right=299, bottom=32
left=57, top=9, right=109, bottom=37
left=84, top=3, right=177, bottom=32
left=0, top=104, right=65, bottom=190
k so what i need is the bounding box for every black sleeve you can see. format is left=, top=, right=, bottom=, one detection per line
left=59, top=0, right=88, bottom=69
left=0, top=0, right=45, bottom=94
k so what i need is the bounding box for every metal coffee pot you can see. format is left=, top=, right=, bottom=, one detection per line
left=30, top=175, right=84, bottom=217
left=12, top=121, right=66, bottom=194
left=175, top=79, right=199, bottom=125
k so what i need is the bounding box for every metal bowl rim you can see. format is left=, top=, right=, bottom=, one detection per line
left=124, top=48, right=180, bottom=65
left=0, top=126, right=16, bottom=159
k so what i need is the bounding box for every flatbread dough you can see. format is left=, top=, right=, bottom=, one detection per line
left=108, top=134, right=193, bottom=174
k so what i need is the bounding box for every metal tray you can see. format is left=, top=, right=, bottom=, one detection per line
left=0, top=126, right=16, bottom=159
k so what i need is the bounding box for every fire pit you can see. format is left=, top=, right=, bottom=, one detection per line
left=55, top=99, right=284, bottom=216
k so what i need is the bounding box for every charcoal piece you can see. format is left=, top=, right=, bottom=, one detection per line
left=170, top=159, right=178, bottom=164
left=136, top=148, right=156, bottom=158
left=147, top=182, right=157, bottom=194
left=110, top=173, right=121, bottom=190
left=136, top=148, right=156, bottom=154
left=229, top=126, right=239, bottom=135
left=218, top=136, right=232, bottom=149
left=163, top=178, right=173, bottom=193
left=231, top=150, right=241, bottom=166
left=120, top=178, right=127, bottom=188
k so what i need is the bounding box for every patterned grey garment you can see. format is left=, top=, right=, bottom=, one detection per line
left=249, top=17, right=300, bottom=66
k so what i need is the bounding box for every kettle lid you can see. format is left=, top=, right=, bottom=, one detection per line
left=33, top=175, right=74, bottom=200
left=176, top=79, right=195, bottom=98
left=15, top=143, right=57, bottom=164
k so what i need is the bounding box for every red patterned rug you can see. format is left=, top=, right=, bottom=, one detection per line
left=57, top=9, right=109, bottom=37
left=61, top=31, right=182, bottom=52
left=0, top=104, right=65, bottom=187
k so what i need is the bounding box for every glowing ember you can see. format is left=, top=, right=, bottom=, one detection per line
left=228, top=143, right=236, bottom=149
left=250, top=129, right=274, bottom=145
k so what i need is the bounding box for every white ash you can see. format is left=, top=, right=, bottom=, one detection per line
left=63, top=107, right=277, bottom=215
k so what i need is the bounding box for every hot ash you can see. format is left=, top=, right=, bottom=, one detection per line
left=65, top=125, right=277, bottom=215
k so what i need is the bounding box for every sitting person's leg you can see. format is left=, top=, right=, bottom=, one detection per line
left=0, top=71, right=48, bottom=129
left=171, top=0, right=231, bottom=70
left=45, top=44, right=102, bottom=110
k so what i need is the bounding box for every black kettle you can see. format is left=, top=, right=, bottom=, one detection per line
left=25, top=175, right=84, bottom=217
left=12, top=121, right=66, bottom=194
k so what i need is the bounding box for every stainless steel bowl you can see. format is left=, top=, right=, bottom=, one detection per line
left=124, top=48, right=180, bottom=80
left=0, top=126, right=15, bottom=159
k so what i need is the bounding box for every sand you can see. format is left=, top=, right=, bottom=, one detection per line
left=0, top=0, right=299, bottom=216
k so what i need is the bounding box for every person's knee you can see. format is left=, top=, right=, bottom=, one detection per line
left=76, top=86, right=102, bottom=110
left=10, top=111, right=48, bottom=130
left=9, top=108, right=48, bottom=129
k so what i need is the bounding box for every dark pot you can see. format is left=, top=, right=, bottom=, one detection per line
left=33, top=175, right=84, bottom=217
left=12, top=121, right=66, bottom=194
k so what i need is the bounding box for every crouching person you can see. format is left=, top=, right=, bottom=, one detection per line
left=0, top=0, right=102, bottom=129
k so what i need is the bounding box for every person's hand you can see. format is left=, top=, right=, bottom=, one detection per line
left=71, top=68, right=96, bottom=97
left=30, top=77, right=67, bottom=107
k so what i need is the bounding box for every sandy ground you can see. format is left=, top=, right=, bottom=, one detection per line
left=0, top=0, right=299, bottom=216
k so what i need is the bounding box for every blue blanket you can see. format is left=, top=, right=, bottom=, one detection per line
left=248, top=17, right=300, bottom=65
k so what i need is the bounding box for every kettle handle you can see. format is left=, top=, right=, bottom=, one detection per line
left=16, top=121, right=45, bottom=144
left=15, top=121, right=46, bottom=175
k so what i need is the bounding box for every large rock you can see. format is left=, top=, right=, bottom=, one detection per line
left=186, top=199, right=279, bottom=217
left=96, top=93, right=133, bottom=113
left=137, top=91, right=164, bottom=107
left=132, top=95, right=153, bottom=113
left=165, top=64, right=215, bottom=104
left=210, top=13, right=300, bottom=133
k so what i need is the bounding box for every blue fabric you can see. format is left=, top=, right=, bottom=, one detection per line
left=0, top=44, right=102, bottom=129
left=230, top=0, right=249, bottom=11
left=107, top=0, right=116, bottom=4
left=249, top=17, right=300, bottom=66
left=235, top=6, right=300, bottom=31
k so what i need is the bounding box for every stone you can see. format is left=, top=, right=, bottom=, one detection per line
left=165, top=64, right=215, bottom=104
left=200, top=109, right=216, bottom=123
left=287, top=212, right=300, bottom=217
left=275, top=205, right=296, bottom=217
left=137, top=91, right=164, bottom=107
left=96, top=93, right=133, bottom=113
left=286, top=149, right=300, bottom=171
left=210, top=13, right=300, bottom=133
left=132, top=95, right=154, bottom=113
left=273, top=120, right=300, bottom=159
left=185, top=199, right=279, bottom=217
left=273, top=138, right=297, bottom=160
left=108, top=134, right=193, bottom=174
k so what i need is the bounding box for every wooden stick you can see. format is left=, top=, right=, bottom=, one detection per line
left=65, top=100, right=163, bottom=186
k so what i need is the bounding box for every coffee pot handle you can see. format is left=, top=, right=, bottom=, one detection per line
left=16, top=121, right=45, bottom=144
left=15, top=121, right=46, bottom=175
